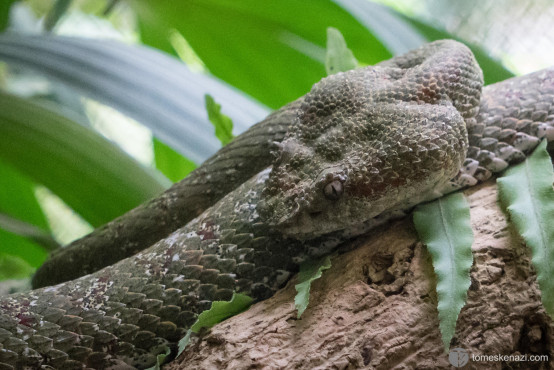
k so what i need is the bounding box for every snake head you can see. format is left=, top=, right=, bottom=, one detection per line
left=258, top=42, right=481, bottom=239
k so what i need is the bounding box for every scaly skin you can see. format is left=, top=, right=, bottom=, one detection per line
left=1, top=40, right=553, bottom=369
left=259, top=40, right=482, bottom=238
left=34, top=41, right=553, bottom=288
left=32, top=40, right=481, bottom=287
left=32, top=100, right=301, bottom=288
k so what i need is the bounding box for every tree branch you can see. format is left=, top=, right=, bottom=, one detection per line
left=168, top=180, right=553, bottom=369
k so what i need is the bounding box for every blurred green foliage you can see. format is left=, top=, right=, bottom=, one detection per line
left=0, top=0, right=516, bottom=280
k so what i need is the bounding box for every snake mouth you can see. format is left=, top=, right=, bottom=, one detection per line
left=273, top=206, right=346, bottom=240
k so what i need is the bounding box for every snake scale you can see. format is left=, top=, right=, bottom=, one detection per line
left=1, top=40, right=554, bottom=369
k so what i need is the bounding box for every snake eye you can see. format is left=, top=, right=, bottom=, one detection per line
left=323, top=180, right=343, bottom=200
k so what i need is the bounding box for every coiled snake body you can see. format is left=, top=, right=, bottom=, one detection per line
left=1, top=40, right=553, bottom=369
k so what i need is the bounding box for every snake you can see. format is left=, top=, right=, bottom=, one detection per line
left=1, top=40, right=554, bottom=369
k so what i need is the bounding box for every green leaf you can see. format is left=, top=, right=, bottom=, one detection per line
left=0, top=34, right=269, bottom=162
left=0, top=160, right=49, bottom=269
left=0, top=254, right=35, bottom=281
left=0, top=92, right=169, bottom=226
left=0, top=228, right=47, bottom=273
left=0, top=161, right=49, bottom=231
left=0, top=213, right=60, bottom=252
left=497, top=140, right=554, bottom=318
left=205, top=94, right=234, bottom=146
left=169, top=29, right=208, bottom=73
left=0, top=0, right=17, bottom=32
left=44, top=0, right=73, bottom=31
left=191, top=293, right=253, bottom=332
left=177, top=293, right=253, bottom=356
left=145, top=346, right=171, bottom=370
left=325, top=27, right=358, bottom=75
left=413, top=193, right=474, bottom=351
left=294, top=256, right=332, bottom=318
left=177, top=330, right=192, bottom=358
left=131, top=0, right=391, bottom=109
left=153, top=138, right=197, bottom=183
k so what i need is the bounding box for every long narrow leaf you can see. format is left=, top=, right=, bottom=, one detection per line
left=413, top=193, right=474, bottom=350
left=498, top=140, right=554, bottom=317
left=0, top=34, right=270, bottom=163
left=0, top=92, right=169, bottom=226
left=0, top=213, right=60, bottom=252
left=295, top=256, right=332, bottom=318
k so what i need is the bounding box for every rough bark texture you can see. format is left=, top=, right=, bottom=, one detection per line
left=168, top=180, right=553, bottom=370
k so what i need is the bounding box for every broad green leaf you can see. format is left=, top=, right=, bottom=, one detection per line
left=498, top=140, right=554, bottom=318
left=0, top=92, right=169, bottom=226
left=325, top=27, right=358, bottom=75
left=130, top=0, right=391, bottom=109
left=0, top=228, right=47, bottom=272
left=413, top=193, right=473, bottom=350
left=33, top=185, right=93, bottom=246
left=334, top=0, right=513, bottom=85
left=295, top=256, right=332, bottom=318
left=0, top=163, right=45, bottom=280
left=0, top=159, right=49, bottom=231
left=0, top=160, right=49, bottom=268
left=0, top=254, right=34, bottom=280
left=205, top=94, right=234, bottom=146
left=177, top=293, right=253, bottom=356
left=0, top=0, right=17, bottom=32
left=153, top=139, right=197, bottom=183
left=0, top=34, right=270, bottom=163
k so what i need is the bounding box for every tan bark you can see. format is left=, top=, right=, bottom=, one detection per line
left=168, top=180, right=553, bottom=369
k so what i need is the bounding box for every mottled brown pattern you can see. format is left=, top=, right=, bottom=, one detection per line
left=259, top=41, right=481, bottom=239
left=169, top=181, right=553, bottom=370
left=1, top=41, right=553, bottom=369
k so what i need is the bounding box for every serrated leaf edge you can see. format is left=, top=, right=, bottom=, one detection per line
left=413, top=193, right=473, bottom=351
